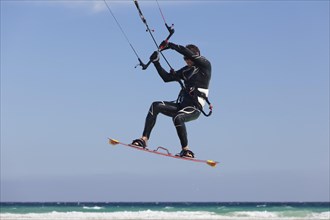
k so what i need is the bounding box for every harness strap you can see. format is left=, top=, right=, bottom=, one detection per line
left=194, top=89, right=213, bottom=117
left=176, top=87, right=213, bottom=117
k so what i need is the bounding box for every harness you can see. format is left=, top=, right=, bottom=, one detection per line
left=177, top=87, right=213, bottom=117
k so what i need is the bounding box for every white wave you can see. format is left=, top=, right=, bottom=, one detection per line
left=82, top=206, right=104, bottom=210
left=0, top=211, right=217, bottom=220
left=308, top=211, right=330, bottom=219
left=164, top=206, right=174, bottom=209
left=230, top=211, right=330, bottom=219
left=216, top=206, right=227, bottom=210
left=1, top=211, right=330, bottom=220
left=231, top=211, right=278, bottom=218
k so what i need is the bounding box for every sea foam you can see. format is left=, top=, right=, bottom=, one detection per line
left=82, top=206, right=104, bottom=210
left=1, top=210, right=329, bottom=220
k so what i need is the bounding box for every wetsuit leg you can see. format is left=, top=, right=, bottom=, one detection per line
left=142, top=101, right=179, bottom=139
left=172, top=106, right=201, bottom=147
left=143, top=102, right=201, bottom=148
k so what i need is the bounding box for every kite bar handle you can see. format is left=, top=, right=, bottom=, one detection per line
left=154, top=146, right=171, bottom=155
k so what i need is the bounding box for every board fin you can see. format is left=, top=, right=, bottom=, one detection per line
left=206, top=160, right=217, bottom=167
left=109, top=138, right=120, bottom=145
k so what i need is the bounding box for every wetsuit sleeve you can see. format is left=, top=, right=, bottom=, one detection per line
left=168, top=43, right=210, bottom=68
left=153, top=61, right=178, bottom=82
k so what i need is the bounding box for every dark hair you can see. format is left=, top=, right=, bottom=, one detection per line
left=186, top=44, right=200, bottom=56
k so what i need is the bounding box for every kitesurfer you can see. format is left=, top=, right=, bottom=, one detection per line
left=132, top=42, right=212, bottom=158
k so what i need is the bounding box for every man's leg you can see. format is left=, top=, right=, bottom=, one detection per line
left=142, top=101, right=179, bottom=141
left=172, top=106, right=201, bottom=148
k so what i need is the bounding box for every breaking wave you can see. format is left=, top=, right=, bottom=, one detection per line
left=1, top=210, right=329, bottom=220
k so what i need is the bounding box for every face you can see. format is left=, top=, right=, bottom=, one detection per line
left=184, top=56, right=194, bottom=67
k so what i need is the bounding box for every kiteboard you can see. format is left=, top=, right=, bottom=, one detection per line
left=108, top=138, right=219, bottom=167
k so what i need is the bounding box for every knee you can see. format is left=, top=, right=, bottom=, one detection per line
left=149, top=101, right=164, bottom=116
left=173, top=114, right=184, bottom=127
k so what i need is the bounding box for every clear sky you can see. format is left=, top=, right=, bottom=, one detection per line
left=1, top=0, right=329, bottom=202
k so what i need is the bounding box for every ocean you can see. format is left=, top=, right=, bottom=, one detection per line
left=0, top=202, right=329, bottom=220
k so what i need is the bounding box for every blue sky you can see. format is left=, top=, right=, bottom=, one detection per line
left=1, top=0, right=329, bottom=202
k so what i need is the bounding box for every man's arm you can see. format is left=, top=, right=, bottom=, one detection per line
left=167, top=42, right=210, bottom=69
left=153, top=61, right=177, bottom=83
left=149, top=51, right=178, bottom=83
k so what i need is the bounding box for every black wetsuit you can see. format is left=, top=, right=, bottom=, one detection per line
left=142, top=43, right=212, bottom=148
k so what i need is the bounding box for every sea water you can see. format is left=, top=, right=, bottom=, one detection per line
left=0, top=202, right=329, bottom=220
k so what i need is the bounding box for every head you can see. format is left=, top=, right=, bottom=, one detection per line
left=186, top=44, right=200, bottom=56
left=184, top=44, right=200, bottom=66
